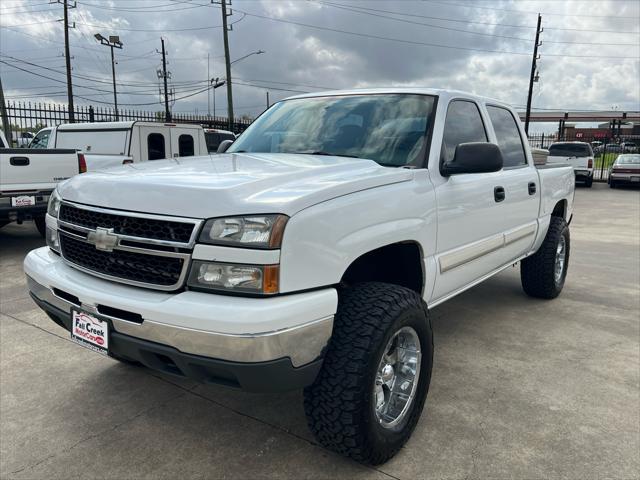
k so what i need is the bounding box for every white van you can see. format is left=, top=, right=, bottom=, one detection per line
left=29, top=121, right=208, bottom=170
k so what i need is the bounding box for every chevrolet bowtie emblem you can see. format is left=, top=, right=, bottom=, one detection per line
left=87, top=227, right=118, bottom=252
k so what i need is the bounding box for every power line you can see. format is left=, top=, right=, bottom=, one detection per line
left=1, top=26, right=165, bottom=59
left=316, top=1, right=640, bottom=45
left=429, top=1, right=640, bottom=20
left=232, top=7, right=639, bottom=59
left=73, top=14, right=245, bottom=32
left=315, top=1, right=534, bottom=43
left=76, top=0, right=209, bottom=13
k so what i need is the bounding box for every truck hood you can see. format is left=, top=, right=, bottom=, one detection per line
left=57, top=152, right=413, bottom=218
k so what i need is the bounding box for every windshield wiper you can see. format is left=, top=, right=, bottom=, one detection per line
left=293, top=150, right=361, bottom=159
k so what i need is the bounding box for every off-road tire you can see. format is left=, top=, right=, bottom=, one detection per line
left=609, top=180, right=616, bottom=188
left=34, top=216, right=46, bottom=238
left=521, top=216, right=570, bottom=299
left=303, top=282, right=433, bottom=465
left=584, top=176, right=593, bottom=188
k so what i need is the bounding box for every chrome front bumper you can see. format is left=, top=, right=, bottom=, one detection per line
left=25, top=248, right=336, bottom=368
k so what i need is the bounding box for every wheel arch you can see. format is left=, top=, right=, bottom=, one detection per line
left=340, top=241, right=425, bottom=296
left=551, top=199, right=568, bottom=220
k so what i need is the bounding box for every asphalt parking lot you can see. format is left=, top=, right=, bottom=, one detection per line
left=1, top=183, right=638, bottom=479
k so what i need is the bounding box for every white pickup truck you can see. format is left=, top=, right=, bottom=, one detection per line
left=29, top=121, right=207, bottom=170
left=547, top=141, right=594, bottom=187
left=24, top=89, right=574, bottom=464
left=0, top=129, right=85, bottom=235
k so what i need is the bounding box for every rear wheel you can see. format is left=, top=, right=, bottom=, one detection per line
left=304, top=282, right=433, bottom=465
left=585, top=176, right=593, bottom=188
left=521, top=216, right=570, bottom=299
left=609, top=180, right=616, bottom=188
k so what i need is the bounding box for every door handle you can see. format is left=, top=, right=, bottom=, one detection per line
left=494, top=186, right=505, bottom=203
left=528, top=182, right=537, bottom=195
left=10, top=157, right=29, bottom=166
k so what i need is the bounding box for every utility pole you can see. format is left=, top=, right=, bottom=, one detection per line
left=266, top=91, right=270, bottom=109
left=219, top=0, right=234, bottom=131
left=160, top=38, right=171, bottom=122
left=210, top=77, right=225, bottom=123
left=207, top=53, right=211, bottom=117
left=95, top=34, right=123, bottom=120
left=524, top=13, right=542, bottom=135
left=57, top=0, right=76, bottom=122
left=0, top=75, right=13, bottom=145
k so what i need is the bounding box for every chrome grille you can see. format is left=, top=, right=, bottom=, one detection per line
left=59, top=203, right=195, bottom=243
left=60, top=235, right=184, bottom=287
left=56, top=202, right=200, bottom=291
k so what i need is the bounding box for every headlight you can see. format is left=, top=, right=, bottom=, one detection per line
left=46, top=224, right=60, bottom=253
left=198, top=215, right=288, bottom=249
left=187, top=261, right=279, bottom=294
left=47, top=190, right=62, bottom=218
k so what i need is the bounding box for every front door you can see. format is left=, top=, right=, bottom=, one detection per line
left=431, top=100, right=538, bottom=302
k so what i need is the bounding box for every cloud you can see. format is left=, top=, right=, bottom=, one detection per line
left=0, top=0, right=638, bottom=125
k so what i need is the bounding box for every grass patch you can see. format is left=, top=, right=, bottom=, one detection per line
left=594, top=152, right=620, bottom=170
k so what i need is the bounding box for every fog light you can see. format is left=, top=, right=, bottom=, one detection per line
left=46, top=226, right=60, bottom=253
left=188, top=261, right=279, bottom=294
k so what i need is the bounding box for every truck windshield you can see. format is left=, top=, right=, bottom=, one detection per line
left=228, top=94, right=436, bottom=167
left=548, top=144, right=592, bottom=157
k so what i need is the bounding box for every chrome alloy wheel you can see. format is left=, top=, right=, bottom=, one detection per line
left=554, top=235, right=566, bottom=284
left=373, top=326, right=422, bottom=429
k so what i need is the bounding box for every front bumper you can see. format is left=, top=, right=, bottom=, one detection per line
left=25, top=247, right=337, bottom=391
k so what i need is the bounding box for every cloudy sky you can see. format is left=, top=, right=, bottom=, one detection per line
left=1, top=0, right=639, bottom=131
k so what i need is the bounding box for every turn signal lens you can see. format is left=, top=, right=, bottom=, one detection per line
left=188, top=261, right=279, bottom=295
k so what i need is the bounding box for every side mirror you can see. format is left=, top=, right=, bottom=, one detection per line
left=441, top=142, right=503, bottom=176
left=217, top=139, right=234, bottom=153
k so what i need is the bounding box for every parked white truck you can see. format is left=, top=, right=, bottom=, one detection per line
left=1, top=129, right=85, bottom=235
left=547, top=141, right=594, bottom=187
left=24, top=89, right=574, bottom=464
left=29, top=121, right=207, bottom=170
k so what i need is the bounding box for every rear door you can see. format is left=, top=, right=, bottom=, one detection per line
left=484, top=104, right=539, bottom=262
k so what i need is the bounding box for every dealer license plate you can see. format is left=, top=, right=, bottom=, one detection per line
left=631, top=177, right=640, bottom=183
left=71, top=309, right=109, bottom=355
left=11, top=195, right=36, bottom=207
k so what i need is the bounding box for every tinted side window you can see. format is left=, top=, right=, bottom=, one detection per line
left=31, top=130, right=50, bottom=149
left=178, top=134, right=195, bottom=156
left=487, top=106, right=527, bottom=167
left=441, top=101, right=487, bottom=164
left=147, top=133, right=165, bottom=160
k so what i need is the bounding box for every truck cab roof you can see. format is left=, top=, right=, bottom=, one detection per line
left=56, top=121, right=204, bottom=131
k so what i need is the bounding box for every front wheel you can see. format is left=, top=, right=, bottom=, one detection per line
left=521, top=216, right=570, bottom=299
left=304, top=282, right=433, bottom=465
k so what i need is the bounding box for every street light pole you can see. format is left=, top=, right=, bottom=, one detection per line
left=95, top=33, right=123, bottom=120
left=230, top=50, right=265, bottom=66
